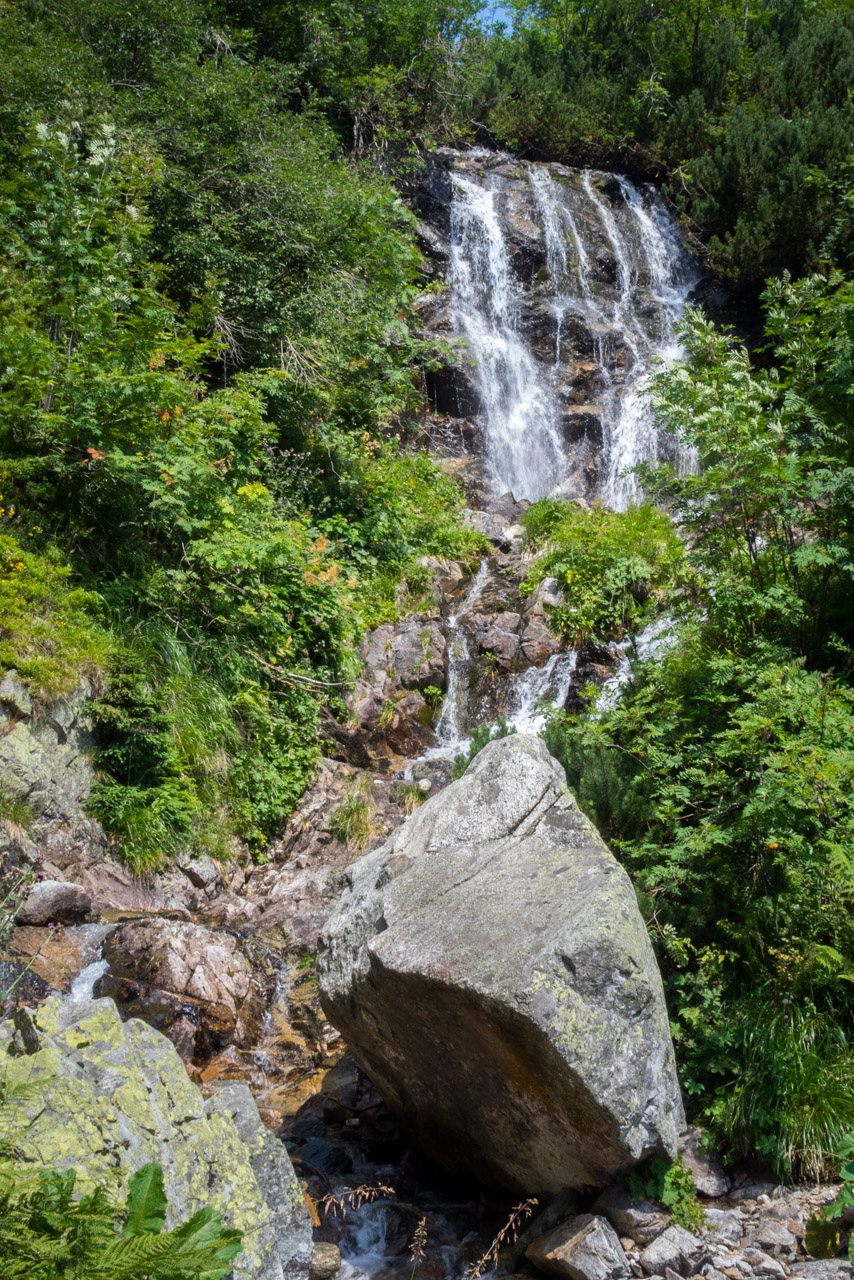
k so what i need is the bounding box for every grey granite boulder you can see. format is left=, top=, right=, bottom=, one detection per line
left=15, top=878, right=93, bottom=924
left=526, top=1214, right=629, bottom=1280
left=317, top=734, right=684, bottom=1193
left=639, top=1225, right=705, bottom=1277
left=592, top=1185, right=670, bottom=1245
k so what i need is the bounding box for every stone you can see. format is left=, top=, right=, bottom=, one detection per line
left=526, top=1214, right=630, bottom=1280
left=478, top=612, right=522, bottom=666
left=751, top=1223, right=795, bottom=1256
left=309, top=1243, right=342, bottom=1280
left=593, top=1185, right=671, bottom=1246
left=179, top=853, right=222, bottom=891
left=98, top=918, right=251, bottom=1060
left=679, top=1129, right=731, bottom=1198
left=0, top=996, right=312, bottom=1280
left=15, top=878, right=93, bottom=924
left=790, top=1266, right=852, bottom=1280
left=520, top=616, right=562, bottom=664
left=317, top=734, right=684, bottom=1193
left=640, top=1226, right=706, bottom=1277
left=702, top=1210, right=743, bottom=1250
left=0, top=668, right=32, bottom=717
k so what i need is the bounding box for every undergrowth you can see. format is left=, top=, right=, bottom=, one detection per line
left=521, top=501, right=685, bottom=644
left=0, top=533, right=108, bottom=700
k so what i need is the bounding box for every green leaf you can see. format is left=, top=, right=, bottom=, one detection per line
left=804, top=1212, right=842, bottom=1260
left=123, top=1162, right=167, bottom=1237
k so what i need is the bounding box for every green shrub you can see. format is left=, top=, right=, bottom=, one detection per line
left=328, top=786, right=378, bottom=850
left=711, top=998, right=854, bottom=1182
left=520, top=502, right=684, bottom=645
left=0, top=533, right=108, bottom=699
left=0, top=1158, right=241, bottom=1279
left=626, top=1155, right=704, bottom=1231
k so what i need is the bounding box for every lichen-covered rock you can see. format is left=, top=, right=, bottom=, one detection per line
left=317, top=734, right=684, bottom=1193
left=0, top=674, right=96, bottom=819
left=0, top=997, right=312, bottom=1280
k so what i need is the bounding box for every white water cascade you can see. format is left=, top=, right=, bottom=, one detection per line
left=448, top=174, right=567, bottom=501
left=443, top=154, right=699, bottom=509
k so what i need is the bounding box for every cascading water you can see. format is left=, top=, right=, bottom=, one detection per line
left=442, top=153, right=699, bottom=510
left=447, top=175, right=566, bottom=501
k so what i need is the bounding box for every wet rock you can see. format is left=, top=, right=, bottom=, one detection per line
left=410, top=758, right=454, bottom=791
left=478, top=611, right=522, bottom=668
left=310, top=1243, right=342, bottom=1280
left=526, top=1214, right=630, bottom=1280
left=424, top=362, right=482, bottom=418
left=561, top=406, right=604, bottom=450
left=520, top=616, right=562, bottom=664
left=317, top=734, right=684, bottom=1193
left=679, top=1129, right=731, bottom=1199
left=0, top=996, right=312, bottom=1280
left=593, top=1185, right=670, bottom=1246
left=16, top=878, right=93, bottom=924
left=98, top=918, right=250, bottom=1059
left=639, top=1226, right=706, bottom=1277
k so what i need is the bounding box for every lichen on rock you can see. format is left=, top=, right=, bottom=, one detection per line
left=0, top=996, right=312, bottom=1280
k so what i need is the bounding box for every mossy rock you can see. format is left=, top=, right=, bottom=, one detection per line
left=0, top=996, right=312, bottom=1280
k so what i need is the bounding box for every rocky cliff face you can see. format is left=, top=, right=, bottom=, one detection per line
left=317, top=734, right=684, bottom=1193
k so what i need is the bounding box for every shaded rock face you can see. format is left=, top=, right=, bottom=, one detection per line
left=0, top=996, right=313, bottom=1280
left=316, top=734, right=684, bottom=1193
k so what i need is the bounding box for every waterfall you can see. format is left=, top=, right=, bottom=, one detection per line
left=441, top=154, right=699, bottom=511
left=447, top=175, right=566, bottom=501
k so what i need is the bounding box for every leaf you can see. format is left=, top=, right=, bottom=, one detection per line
left=804, top=1212, right=842, bottom=1259
left=123, top=1162, right=167, bottom=1237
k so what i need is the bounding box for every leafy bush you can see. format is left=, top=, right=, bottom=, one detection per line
left=0, top=533, right=107, bottom=700
left=521, top=501, right=684, bottom=644
left=0, top=1159, right=241, bottom=1279
left=626, top=1155, right=704, bottom=1232
left=712, top=998, right=854, bottom=1182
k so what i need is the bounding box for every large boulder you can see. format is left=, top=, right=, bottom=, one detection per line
left=0, top=996, right=312, bottom=1280
left=317, top=734, right=684, bottom=1193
